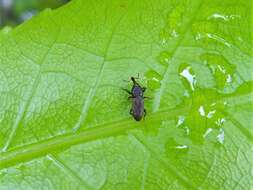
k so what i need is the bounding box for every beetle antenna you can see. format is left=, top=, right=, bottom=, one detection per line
left=131, top=77, right=136, bottom=84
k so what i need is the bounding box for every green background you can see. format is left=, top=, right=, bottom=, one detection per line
left=0, top=0, right=252, bottom=189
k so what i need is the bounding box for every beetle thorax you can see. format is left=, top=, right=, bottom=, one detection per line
left=132, top=86, right=143, bottom=97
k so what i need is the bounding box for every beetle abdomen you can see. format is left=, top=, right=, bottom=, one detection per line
left=132, top=97, right=144, bottom=121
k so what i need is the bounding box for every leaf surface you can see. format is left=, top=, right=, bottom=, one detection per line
left=0, top=0, right=252, bottom=189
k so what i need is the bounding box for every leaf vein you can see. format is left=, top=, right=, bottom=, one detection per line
left=73, top=2, right=133, bottom=132
left=47, top=154, right=94, bottom=190
left=152, top=2, right=203, bottom=112
left=2, top=38, right=58, bottom=151
left=131, top=135, right=197, bottom=190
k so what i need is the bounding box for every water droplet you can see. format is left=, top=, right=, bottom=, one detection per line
left=183, top=91, right=190, bottom=97
left=159, top=5, right=184, bottom=45
left=157, top=51, right=171, bottom=66
left=159, top=29, right=169, bottom=46
left=191, top=21, right=214, bottom=39
left=217, top=128, right=225, bottom=144
left=144, top=70, right=162, bottom=90
left=198, top=106, right=205, bottom=116
left=166, top=6, right=183, bottom=38
left=171, top=29, right=179, bottom=38
left=175, top=145, right=188, bottom=149
left=208, top=13, right=228, bottom=21
left=202, top=127, right=225, bottom=145
left=194, top=33, right=202, bottom=41
left=165, top=138, right=189, bottom=158
left=173, top=115, right=190, bottom=136
left=194, top=32, right=232, bottom=47
left=191, top=21, right=233, bottom=48
left=174, top=82, right=250, bottom=146
left=203, top=128, right=213, bottom=138
left=207, top=110, right=216, bottom=118
left=215, top=118, right=226, bottom=127
left=176, top=115, right=185, bottom=127
left=179, top=88, right=228, bottom=144
left=198, top=105, right=218, bottom=119
left=226, top=74, right=232, bottom=83
left=200, top=53, right=235, bottom=89
left=179, top=64, right=196, bottom=91
left=184, top=126, right=190, bottom=136
left=206, top=33, right=232, bottom=47
left=207, top=13, right=241, bottom=21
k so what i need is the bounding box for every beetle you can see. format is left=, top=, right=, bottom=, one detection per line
left=123, top=76, right=147, bottom=121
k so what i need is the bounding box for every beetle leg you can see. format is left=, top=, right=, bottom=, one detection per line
left=142, top=87, right=146, bottom=92
left=122, top=88, right=132, bottom=95
left=144, top=96, right=151, bottom=99
left=128, top=96, right=134, bottom=100
left=122, top=79, right=130, bottom=83
left=129, top=108, right=133, bottom=115
left=144, top=109, right=147, bottom=117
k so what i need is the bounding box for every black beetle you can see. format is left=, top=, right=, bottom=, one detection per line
left=123, top=76, right=147, bottom=121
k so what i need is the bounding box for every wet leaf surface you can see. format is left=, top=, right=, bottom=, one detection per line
left=0, top=0, right=252, bottom=189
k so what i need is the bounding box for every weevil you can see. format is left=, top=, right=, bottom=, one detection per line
left=123, top=76, right=147, bottom=121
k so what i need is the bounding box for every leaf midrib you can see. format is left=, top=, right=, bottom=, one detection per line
left=0, top=106, right=189, bottom=169
left=1, top=91, right=252, bottom=169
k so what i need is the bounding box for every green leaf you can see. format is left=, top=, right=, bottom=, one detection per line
left=0, top=0, right=252, bottom=189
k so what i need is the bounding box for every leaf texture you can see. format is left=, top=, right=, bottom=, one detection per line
left=0, top=0, right=252, bottom=189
